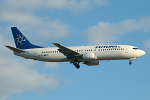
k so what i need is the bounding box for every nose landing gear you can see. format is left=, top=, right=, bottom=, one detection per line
left=129, top=58, right=136, bottom=65
left=129, top=60, right=132, bottom=65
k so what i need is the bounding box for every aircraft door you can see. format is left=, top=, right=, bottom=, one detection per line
left=25, top=49, right=37, bottom=59
left=33, top=50, right=37, bottom=58
left=28, top=49, right=37, bottom=58
left=125, top=47, right=129, bottom=53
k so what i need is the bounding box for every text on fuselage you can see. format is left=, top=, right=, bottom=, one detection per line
left=95, top=46, right=120, bottom=48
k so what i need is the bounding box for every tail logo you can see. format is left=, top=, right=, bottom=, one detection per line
left=15, top=34, right=26, bottom=45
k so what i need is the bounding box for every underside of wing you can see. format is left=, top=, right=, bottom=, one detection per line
left=53, top=43, right=82, bottom=59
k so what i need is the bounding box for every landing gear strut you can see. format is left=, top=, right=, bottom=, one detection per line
left=129, top=60, right=132, bottom=65
left=73, top=61, right=80, bottom=69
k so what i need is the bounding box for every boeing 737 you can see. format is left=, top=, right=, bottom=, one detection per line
left=5, top=27, right=146, bottom=69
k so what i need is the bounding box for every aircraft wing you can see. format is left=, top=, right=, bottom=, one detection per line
left=5, top=45, right=25, bottom=53
left=53, top=43, right=81, bottom=59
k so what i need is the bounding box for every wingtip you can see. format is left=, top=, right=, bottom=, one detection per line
left=4, top=45, right=9, bottom=48
left=53, top=43, right=59, bottom=45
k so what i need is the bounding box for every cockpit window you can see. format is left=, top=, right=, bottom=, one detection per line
left=133, top=48, right=138, bottom=50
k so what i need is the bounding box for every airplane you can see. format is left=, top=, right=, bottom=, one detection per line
left=5, top=27, right=146, bottom=69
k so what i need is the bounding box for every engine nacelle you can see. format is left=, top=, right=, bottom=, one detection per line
left=82, top=53, right=97, bottom=60
left=84, top=60, right=100, bottom=66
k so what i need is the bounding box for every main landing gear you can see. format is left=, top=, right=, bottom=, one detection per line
left=73, top=61, right=80, bottom=69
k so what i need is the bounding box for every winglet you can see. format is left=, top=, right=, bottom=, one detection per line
left=5, top=45, right=25, bottom=53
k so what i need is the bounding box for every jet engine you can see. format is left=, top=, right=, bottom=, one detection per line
left=82, top=53, right=97, bottom=60
left=84, top=60, right=100, bottom=66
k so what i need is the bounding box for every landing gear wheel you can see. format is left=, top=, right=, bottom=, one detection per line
left=73, top=61, right=80, bottom=69
left=129, top=60, right=132, bottom=65
left=75, top=64, right=80, bottom=69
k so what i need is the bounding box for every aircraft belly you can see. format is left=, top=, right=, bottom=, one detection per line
left=37, top=54, right=68, bottom=62
left=47, top=56, right=68, bottom=62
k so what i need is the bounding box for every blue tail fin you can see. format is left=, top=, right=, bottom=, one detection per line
left=11, top=27, right=43, bottom=49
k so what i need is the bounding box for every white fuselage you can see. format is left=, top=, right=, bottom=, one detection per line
left=14, top=45, right=145, bottom=62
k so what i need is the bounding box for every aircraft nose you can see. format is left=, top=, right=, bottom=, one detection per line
left=141, top=50, right=146, bottom=56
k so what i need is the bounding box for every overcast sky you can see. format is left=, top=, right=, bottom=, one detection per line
left=0, top=0, right=150, bottom=100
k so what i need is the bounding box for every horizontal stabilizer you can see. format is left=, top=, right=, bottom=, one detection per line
left=5, top=45, right=25, bottom=53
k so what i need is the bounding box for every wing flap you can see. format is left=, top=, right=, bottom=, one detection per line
left=5, top=45, right=25, bottom=53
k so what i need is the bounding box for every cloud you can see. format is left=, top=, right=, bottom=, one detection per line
left=0, top=0, right=71, bottom=43
left=0, top=35, right=59, bottom=100
left=84, top=17, right=150, bottom=44
left=64, top=0, right=108, bottom=13
left=0, top=11, right=70, bottom=41
left=0, top=0, right=108, bottom=43
left=45, top=62, right=59, bottom=69
left=0, top=0, right=108, bottom=13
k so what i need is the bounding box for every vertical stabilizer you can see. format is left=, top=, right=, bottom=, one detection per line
left=11, top=27, right=43, bottom=49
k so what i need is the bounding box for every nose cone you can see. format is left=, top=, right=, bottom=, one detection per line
left=140, top=50, right=146, bottom=56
